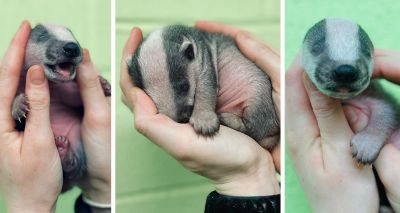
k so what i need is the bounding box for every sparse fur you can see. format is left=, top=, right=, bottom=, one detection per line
left=129, top=25, right=280, bottom=148
left=11, top=24, right=111, bottom=192
left=301, top=18, right=398, bottom=164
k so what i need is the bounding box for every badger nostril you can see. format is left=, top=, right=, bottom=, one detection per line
left=63, top=42, right=80, bottom=58
left=333, top=65, right=358, bottom=83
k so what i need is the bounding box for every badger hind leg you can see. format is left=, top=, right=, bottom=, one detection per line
left=99, top=75, right=111, bottom=97
left=350, top=98, right=397, bottom=164
left=55, top=136, right=87, bottom=193
left=12, top=93, right=29, bottom=123
left=242, top=103, right=280, bottom=149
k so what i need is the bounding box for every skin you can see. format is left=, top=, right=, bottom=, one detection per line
left=286, top=50, right=400, bottom=212
left=120, top=21, right=280, bottom=196
left=0, top=21, right=111, bottom=212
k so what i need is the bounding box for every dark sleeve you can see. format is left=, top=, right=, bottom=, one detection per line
left=75, top=194, right=111, bottom=213
left=204, top=191, right=280, bottom=213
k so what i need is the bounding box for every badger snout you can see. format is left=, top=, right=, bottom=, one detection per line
left=63, top=42, right=81, bottom=58
left=177, top=105, right=194, bottom=123
left=333, top=65, right=358, bottom=83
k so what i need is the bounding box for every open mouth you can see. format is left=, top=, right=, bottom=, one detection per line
left=45, top=61, right=77, bottom=82
left=322, top=86, right=362, bottom=99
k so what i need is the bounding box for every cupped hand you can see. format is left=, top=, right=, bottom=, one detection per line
left=368, top=49, right=400, bottom=212
left=286, top=56, right=379, bottom=212
left=0, top=21, right=62, bottom=213
left=120, top=28, right=279, bottom=196
left=75, top=49, right=111, bottom=204
left=195, top=21, right=281, bottom=171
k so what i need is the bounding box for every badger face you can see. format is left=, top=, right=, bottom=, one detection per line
left=129, top=26, right=198, bottom=123
left=25, top=24, right=83, bottom=83
left=302, top=18, right=374, bottom=99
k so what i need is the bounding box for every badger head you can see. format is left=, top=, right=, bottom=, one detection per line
left=129, top=25, right=206, bottom=123
left=301, top=18, right=374, bottom=99
left=25, top=24, right=83, bottom=83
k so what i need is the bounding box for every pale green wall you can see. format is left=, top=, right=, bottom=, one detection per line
left=285, top=0, right=400, bottom=212
left=116, top=0, right=280, bottom=212
left=0, top=0, right=110, bottom=212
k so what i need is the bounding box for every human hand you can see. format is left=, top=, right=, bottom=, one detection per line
left=344, top=49, right=400, bottom=212
left=120, top=28, right=279, bottom=196
left=76, top=49, right=111, bottom=204
left=195, top=21, right=281, bottom=171
left=286, top=56, right=379, bottom=212
left=0, top=21, right=63, bottom=213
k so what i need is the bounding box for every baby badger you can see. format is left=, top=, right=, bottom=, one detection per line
left=302, top=18, right=398, bottom=164
left=12, top=24, right=111, bottom=192
left=129, top=25, right=279, bottom=148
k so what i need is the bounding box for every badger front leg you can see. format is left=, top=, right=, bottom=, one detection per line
left=189, top=63, right=219, bottom=136
left=350, top=98, right=397, bottom=164
left=99, top=75, right=111, bottom=97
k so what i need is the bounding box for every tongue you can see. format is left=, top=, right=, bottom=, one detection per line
left=57, top=63, right=74, bottom=78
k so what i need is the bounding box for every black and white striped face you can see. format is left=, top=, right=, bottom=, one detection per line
left=25, top=24, right=83, bottom=82
left=302, top=18, right=374, bottom=99
left=129, top=26, right=198, bottom=122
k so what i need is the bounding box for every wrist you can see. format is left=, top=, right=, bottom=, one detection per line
left=7, top=202, right=56, bottom=213
left=213, top=154, right=280, bottom=196
left=81, top=178, right=111, bottom=204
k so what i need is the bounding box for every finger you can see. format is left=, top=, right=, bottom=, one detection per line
left=235, top=32, right=280, bottom=89
left=129, top=87, right=193, bottom=155
left=372, top=51, right=400, bottom=84
left=271, top=143, right=280, bottom=173
left=120, top=28, right=142, bottom=98
left=286, top=56, right=319, bottom=153
left=303, top=73, right=355, bottom=165
left=0, top=21, right=31, bottom=128
left=23, top=66, right=53, bottom=147
left=374, top=143, right=400, bottom=211
left=195, top=21, right=242, bottom=37
left=76, top=49, right=109, bottom=114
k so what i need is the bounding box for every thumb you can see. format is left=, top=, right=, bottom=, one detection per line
left=24, top=65, right=53, bottom=145
left=302, top=73, right=352, bottom=141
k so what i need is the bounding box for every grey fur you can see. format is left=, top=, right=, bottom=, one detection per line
left=302, top=18, right=398, bottom=164
left=129, top=25, right=279, bottom=148
left=25, top=24, right=83, bottom=83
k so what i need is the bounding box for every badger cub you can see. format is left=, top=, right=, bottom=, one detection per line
left=302, top=18, right=398, bottom=164
left=12, top=24, right=111, bottom=192
left=129, top=25, right=279, bottom=148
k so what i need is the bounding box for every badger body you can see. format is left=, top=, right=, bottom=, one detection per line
left=12, top=24, right=110, bottom=192
left=301, top=18, right=398, bottom=164
left=129, top=25, right=279, bottom=148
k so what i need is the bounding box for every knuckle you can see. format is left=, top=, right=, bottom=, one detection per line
left=27, top=91, right=49, bottom=110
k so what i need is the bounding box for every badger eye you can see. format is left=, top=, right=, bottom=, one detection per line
left=311, top=37, right=325, bottom=55
left=361, top=45, right=372, bottom=57
left=176, top=81, right=190, bottom=95
left=183, top=44, right=194, bottom=61
left=37, top=32, right=49, bottom=42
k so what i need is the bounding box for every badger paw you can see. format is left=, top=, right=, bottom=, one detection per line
left=12, top=93, right=29, bottom=122
left=190, top=111, right=220, bottom=136
left=99, top=76, right=111, bottom=97
left=350, top=132, right=384, bottom=164
left=55, top=136, right=70, bottom=161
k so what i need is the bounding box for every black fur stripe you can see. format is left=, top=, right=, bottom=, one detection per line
left=128, top=46, right=145, bottom=89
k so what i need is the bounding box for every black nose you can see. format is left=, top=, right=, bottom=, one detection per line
left=333, top=65, right=358, bottom=83
left=63, top=42, right=80, bottom=58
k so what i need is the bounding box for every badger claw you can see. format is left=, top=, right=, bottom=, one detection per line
left=350, top=132, right=384, bottom=164
left=190, top=111, right=220, bottom=136
left=12, top=94, right=29, bottom=123
left=99, top=76, right=111, bottom=97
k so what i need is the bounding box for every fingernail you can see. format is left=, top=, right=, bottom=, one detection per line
left=30, top=65, right=45, bottom=85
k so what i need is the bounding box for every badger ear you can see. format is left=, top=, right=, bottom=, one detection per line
left=180, top=37, right=195, bottom=60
